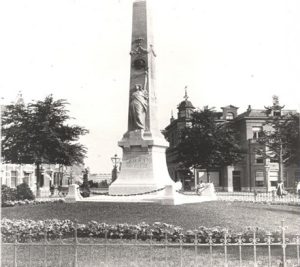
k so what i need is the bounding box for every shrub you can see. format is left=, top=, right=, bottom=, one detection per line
left=1, top=218, right=283, bottom=244
left=1, top=185, right=17, bottom=202
left=16, top=183, right=35, bottom=200
left=80, top=170, right=90, bottom=197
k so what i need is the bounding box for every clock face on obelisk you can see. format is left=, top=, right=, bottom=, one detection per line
left=133, top=58, right=146, bottom=70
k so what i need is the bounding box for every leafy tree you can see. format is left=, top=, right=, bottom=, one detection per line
left=176, top=107, right=245, bottom=182
left=1, top=95, right=88, bottom=197
left=256, top=112, right=300, bottom=182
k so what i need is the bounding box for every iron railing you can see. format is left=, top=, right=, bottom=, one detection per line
left=216, top=191, right=300, bottom=204
left=1, top=220, right=300, bottom=267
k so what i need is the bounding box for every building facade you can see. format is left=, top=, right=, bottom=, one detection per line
left=0, top=163, right=84, bottom=197
left=164, top=94, right=300, bottom=192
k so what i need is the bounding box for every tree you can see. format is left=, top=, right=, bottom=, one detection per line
left=1, top=95, right=88, bottom=197
left=176, top=108, right=245, bottom=182
left=256, top=111, right=300, bottom=182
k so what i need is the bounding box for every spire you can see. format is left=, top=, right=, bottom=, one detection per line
left=170, top=109, right=174, bottom=123
left=184, top=86, right=189, bottom=101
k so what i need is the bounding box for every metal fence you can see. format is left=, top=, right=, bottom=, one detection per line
left=216, top=191, right=300, bottom=204
left=1, top=220, right=300, bottom=267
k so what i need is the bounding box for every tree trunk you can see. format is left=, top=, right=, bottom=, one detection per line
left=279, top=143, right=284, bottom=183
left=36, top=162, right=41, bottom=198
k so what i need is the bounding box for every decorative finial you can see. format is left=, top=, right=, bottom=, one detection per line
left=272, top=95, right=279, bottom=106
left=16, top=90, right=24, bottom=105
left=184, top=86, right=188, bottom=101
left=171, top=110, right=174, bottom=118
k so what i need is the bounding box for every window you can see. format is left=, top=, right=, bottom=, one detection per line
left=226, top=112, right=234, bottom=120
left=23, top=172, right=30, bottom=184
left=252, top=126, right=263, bottom=139
left=255, top=171, right=264, bottom=187
left=295, top=171, right=300, bottom=182
left=54, top=173, right=60, bottom=186
left=273, top=110, right=281, bottom=117
left=269, top=171, right=278, bottom=187
left=255, top=154, right=264, bottom=164
left=11, top=171, right=17, bottom=188
left=270, top=157, right=278, bottom=163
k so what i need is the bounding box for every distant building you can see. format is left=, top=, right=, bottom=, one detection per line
left=164, top=93, right=300, bottom=192
left=0, top=163, right=85, bottom=197
left=89, top=173, right=112, bottom=184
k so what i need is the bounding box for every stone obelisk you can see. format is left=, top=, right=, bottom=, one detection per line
left=109, top=0, right=175, bottom=195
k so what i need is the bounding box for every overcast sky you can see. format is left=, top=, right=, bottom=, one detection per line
left=1, top=0, right=300, bottom=173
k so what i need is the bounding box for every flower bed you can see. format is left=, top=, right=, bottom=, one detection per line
left=1, top=218, right=281, bottom=244
left=1, top=198, right=65, bottom=208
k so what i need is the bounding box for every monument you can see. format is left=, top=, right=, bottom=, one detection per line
left=76, top=0, right=216, bottom=204
left=108, top=0, right=176, bottom=196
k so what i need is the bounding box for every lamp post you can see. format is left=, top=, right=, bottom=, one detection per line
left=111, top=154, right=120, bottom=183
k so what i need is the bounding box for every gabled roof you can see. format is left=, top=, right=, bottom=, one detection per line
left=221, top=105, right=239, bottom=109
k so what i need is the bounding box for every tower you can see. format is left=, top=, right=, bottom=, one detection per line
left=109, top=0, right=175, bottom=195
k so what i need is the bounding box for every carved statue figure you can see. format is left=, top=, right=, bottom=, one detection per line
left=128, top=72, right=148, bottom=131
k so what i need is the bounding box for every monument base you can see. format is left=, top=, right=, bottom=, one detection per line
left=109, top=130, right=175, bottom=195
left=79, top=185, right=217, bottom=205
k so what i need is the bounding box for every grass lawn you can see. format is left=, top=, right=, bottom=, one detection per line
left=2, top=201, right=300, bottom=234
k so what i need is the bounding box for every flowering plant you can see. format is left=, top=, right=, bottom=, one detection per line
left=2, top=199, right=65, bottom=208
left=1, top=218, right=281, bottom=244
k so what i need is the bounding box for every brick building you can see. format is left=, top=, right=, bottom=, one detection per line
left=164, top=93, right=300, bottom=192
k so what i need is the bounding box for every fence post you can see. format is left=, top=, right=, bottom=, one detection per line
left=280, top=220, right=287, bottom=267
left=28, top=230, right=32, bottom=267
left=208, top=233, right=213, bottom=267
left=73, top=219, right=78, bottom=267
left=58, top=232, right=63, bottom=267
left=237, top=233, right=242, bottom=267
left=253, top=230, right=257, bottom=267
left=179, top=233, right=184, bottom=267
left=149, top=230, right=153, bottom=267
left=164, top=232, right=168, bottom=265
left=44, top=222, right=48, bottom=267
left=266, top=232, right=272, bottom=267
left=224, top=230, right=228, bottom=267
left=13, top=233, right=18, bottom=267
left=194, top=230, right=198, bottom=266
left=296, top=234, right=300, bottom=267
left=104, top=229, right=108, bottom=266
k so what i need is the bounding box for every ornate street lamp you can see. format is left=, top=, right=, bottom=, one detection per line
left=111, top=154, right=121, bottom=183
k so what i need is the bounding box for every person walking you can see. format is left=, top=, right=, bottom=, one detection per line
left=296, top=181, right=300, bottom=198
left=276, top=180, right=284, bottom=198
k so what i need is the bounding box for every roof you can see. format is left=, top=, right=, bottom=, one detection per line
left=221, top=105, right=239, bottom=109
left=237, top=109, right=297, bottom=119
left=177, top=99, right=195, bottom=110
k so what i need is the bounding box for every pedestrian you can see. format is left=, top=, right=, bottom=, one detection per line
left=296, top=181, right=300, bottom=198
left=276, top=180, right=284, bottom=198
left=196, top=180, right=205, bottom=195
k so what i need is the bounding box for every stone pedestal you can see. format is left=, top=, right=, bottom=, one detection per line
left=109, top=130, right=175, bottom=195
left=65, top=184, right=83, bottom=203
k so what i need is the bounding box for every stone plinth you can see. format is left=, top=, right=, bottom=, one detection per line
left=109, top=130, right=175, bottom=195
left=65, top=184, right=83, bottom=203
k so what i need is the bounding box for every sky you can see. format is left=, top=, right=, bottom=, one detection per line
left=1, top=0, right=300, bottom=173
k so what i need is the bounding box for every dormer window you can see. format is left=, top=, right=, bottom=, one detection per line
left=273, top=110, right=281, bottom=117
left=226, top=112, right=234, bottom=120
